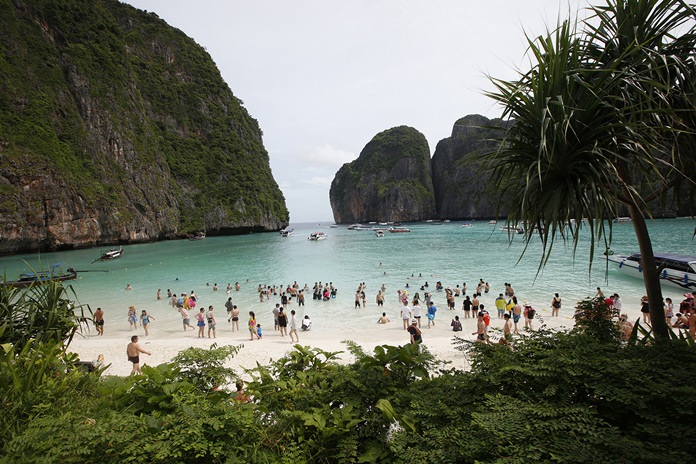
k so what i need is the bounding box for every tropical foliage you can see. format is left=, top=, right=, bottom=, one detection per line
left=2, top=281, right=696, bottom=462
left=484, top=0, right=696, bottom=340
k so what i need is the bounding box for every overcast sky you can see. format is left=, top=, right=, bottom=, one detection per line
left=123, top=0, right=589, bottom=223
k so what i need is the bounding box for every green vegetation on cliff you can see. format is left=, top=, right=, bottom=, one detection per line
left=0, top=0, right=288, bottom=253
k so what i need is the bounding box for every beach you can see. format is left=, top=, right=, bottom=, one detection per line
left=68, top=289, right=599, bottom=377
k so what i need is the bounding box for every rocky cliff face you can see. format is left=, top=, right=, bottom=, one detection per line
left=0, top=0, right=288, bottom=255
left=431, top=115, right=508, bottom=219
left=329, top=126, right=436, bottom=223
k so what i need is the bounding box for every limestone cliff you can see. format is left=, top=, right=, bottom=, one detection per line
left=431, top=115, right=508, bottom=219
left=330, top=126, right=436, bottom=223
left=0, top=0, right=288, bottom=255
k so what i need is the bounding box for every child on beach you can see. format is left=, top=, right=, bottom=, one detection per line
left=248, top=311, right=259, bottom=341
left=140, top=310, right=155, bottom=336
left=128, top=306, right=138, bottom=330
left=256, top=324, right=262, bottom=339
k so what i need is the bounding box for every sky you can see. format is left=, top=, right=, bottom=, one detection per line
left=122, top=0, right=589, bottom=222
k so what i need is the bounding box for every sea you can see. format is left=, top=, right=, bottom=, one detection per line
left=1, top=218, right=694, bottom=333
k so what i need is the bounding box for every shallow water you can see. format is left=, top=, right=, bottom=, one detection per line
left=1, top=218, right=694, bottom=334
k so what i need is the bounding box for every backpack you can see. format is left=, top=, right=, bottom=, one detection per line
left=483, top=314, right=491, bottom=326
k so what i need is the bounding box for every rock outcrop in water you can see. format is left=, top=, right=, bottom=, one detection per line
left=0, top=0, right=288, bottom=255
left=329, top=126, right=436, bottom=223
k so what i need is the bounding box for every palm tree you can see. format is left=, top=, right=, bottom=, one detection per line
left=485, top=0, right=696, bottom=341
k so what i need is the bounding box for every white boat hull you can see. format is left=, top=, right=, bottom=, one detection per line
left=608, top=254, right=696, bottom=291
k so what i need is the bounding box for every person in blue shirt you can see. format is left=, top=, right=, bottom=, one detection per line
left=427, top=301, right=437, bottom=328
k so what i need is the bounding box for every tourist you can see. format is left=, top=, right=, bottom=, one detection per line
left=679, top=293, right=694, bottom=315
left=126, top=335, right=151, bottom=375
left=640, top=295, right=650, bottom=324
left=551, top=293, right=562, bottom=317
left=413, top=300, right=423, bottom=328
left=596, top=287, right=605, bottom=299
left=248, top=311, right=259, bottom=341
left=206, top=305, right=217, bottom=339
left=196, top=308, right=205, bottom=338
left=426, top=300, right=437, bottom=328
left=472, top=293, right=480, bottom=317
left=278, top=307, right=288, bottom=336
left=472, top=312, right=487, bottom=343
left=354, top=290, right=361, bottom=308
left=127, top=306, right=138, bottom=330
left=272, top=303, right=280, bottom=331
left=93, top=307, right=104, bottom=335
left=179, top=306, right=194, bottom=331
left=400, top=303, right=411, bottom=330
left=256, top=324, right=263, bottom=339
left=297, top=290, right=305, bottom=306
left=499, top=313, right=513, bottom=344
left=140, top=310, right=155, bottom=336
left=226, top=283, right=232, bottom=294
left=407, top=319, right=422, bottom=345
left=301, top=315, right=312, bottom=330
left=156, top=288, right=161, bottom=300
left=377, top=312, right=390, bottom=324
left=451, top=315, right=462, bottom=332
left=462, top=295, right=472, bottom=318
left=125, top=283, right=132, bottom=291
left=234, top=379, right=251, bottom=403
left=495, top=294, right=506, bottom=319
left=230, top=305, right=240, bottom=332
left=523, top=302, right=535, bottom=330
left=376, top=290, right=384, bottom=307
left=512, top=297, right=522, bottom=334
left=613, top=293, right=623, bottom=312
left=225, top=297, right=234, bottom=322
left=664, top=297, right=674, bottom=325
left=213, top=283, right=218, bottom=292
left=289, top=309, right=299, bottom=343
left=619, top=314, right=634, bottom=340
left=235, top=282, right=240, bottom=292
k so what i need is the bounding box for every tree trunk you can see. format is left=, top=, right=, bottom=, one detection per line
left=628, top=205, right=669, bottom=342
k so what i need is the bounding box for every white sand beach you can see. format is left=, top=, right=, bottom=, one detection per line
left=70, top=303, right=579, bottom=377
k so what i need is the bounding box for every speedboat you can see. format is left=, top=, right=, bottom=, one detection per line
left=388, top=226, right=411, bottom=233
left=94, top=245, right=123, bottom=262
left=375, top=230, right=385, bottom=237
left=461, top=222, right=473, bottom=228
left=280, top=228, right=294, bottom=237
left=308, top=232, right=327, bottom=241
left=500, top=225, right=524, bottom=234
left=608, top=252, right=696, bottom=291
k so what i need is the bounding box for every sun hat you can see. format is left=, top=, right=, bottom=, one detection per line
left=411, top=319, right=417, bottom=324
left=684, top=293, right=694, bottom=299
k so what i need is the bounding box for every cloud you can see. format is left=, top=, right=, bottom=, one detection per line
left=296, top=145, right=357, bottom=169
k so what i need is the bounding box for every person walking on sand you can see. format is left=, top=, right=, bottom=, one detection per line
left=512, top=297, right=522, bottom=334
left=248, top=311, right=259, bottom=341
left=127, top=335, right=151, bottom=375
left=289, top=309, right=299, bottom=343
left=473, top=312, right=487, bottom=343
left=196, top=308, right=206, bottom=338
left=499, top=313, right=513, bottom=345
left=94, top=307, right=105, bottom=335
left=413, top=301, right=423, bottom=328
left=426, top=300, right=437, bottom=328
left=272, top=303, right=281, bottom=331
left=179, top=306, right=194, bottom=331
left=128, top=306, right=138, bottom=331
left=230, top=305, right=240, bottom=332
left=206, top=305, right=217, bottom=339
left=401, top=303, right=411, bottom=330
left=407, top=319, right=423, bottom=345
left=551, top=293, right=562, bottom=317
left=140, top=310, right=155, bottom=337
left=277, top=307, right=288, bottom=336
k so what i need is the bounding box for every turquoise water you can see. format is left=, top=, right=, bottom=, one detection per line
left=1, top=218, right=694, bottom=333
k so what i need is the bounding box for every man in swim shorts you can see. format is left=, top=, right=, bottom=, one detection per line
left=126, top=335, right=151, bottom=375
